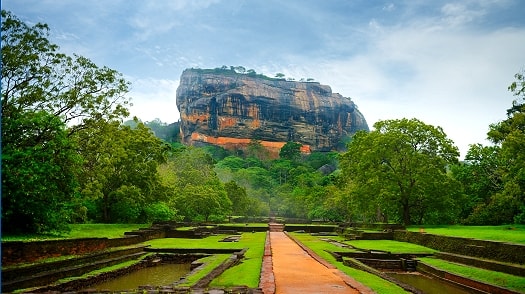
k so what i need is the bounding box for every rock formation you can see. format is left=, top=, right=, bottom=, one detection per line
left=176, top=68, right=369, bottom=155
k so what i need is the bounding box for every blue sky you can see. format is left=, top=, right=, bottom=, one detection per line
left=3, top=0, right=525, bottom=158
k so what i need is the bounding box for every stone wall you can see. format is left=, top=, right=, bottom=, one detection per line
left=417, top=262, right=519, bottom=294
left=2, top=230, right=165, bottom=266
left=393, top=231, right=525, bottom=264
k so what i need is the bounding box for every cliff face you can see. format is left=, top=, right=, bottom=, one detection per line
left=176, top=68, right=369, bottom=155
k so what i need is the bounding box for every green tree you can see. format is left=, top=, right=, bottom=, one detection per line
left=245, top=139, right=270, bottom=161
left=279, top=141, right=302, bottom=161
left=486, top=69, right=525, bottom=223
left=340, top=118, right=461, bottom=225
left=1, top=10, right=129, bottom=232
left=75, top=120, right=168, bottom=222
left=225, top=180, right=250, bottom=216
left=450, top=144, right=503, bottom=222
left=1, top=11, right=130, bottom=134
left=1, top=111, right=81, bottom=233
left=160, top=147, right=231, bottom=221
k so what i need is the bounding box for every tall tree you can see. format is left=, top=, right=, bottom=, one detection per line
left=450, top=144, right=504, bottom=222
left=1, top=111, right=81, bottom=233
left=225, top=180, right=249, bottom=216
left=486, top=69, right=525, bottom=223
left=75, top=120, right=168, bottom=223
left=340, top=118, right=461, bottom=225
left=160, top=147, right=231, bottom=221
left=1, top=10, right=129, bottom=232
left=279, top=141, right=302, bottom=161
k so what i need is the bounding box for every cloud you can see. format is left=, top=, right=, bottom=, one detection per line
left=127, top=0, right=221, bottom=40
left=126, top=78, right=180, bottom=123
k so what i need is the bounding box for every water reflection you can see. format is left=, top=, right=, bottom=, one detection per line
left=388, top=272, right=471, bottom=294
left=86, top=263, right=191, bottom=291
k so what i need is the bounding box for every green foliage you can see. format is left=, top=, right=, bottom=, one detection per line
left=453, top=69, right=525, bottom=224
left=225, top=181, right=250, bottom=216
left=279, top=141, right=302, bottom=161
left=143, top=118, right=180, bottom=143
left=450, top=144, right=502, bottom=221
left=486, top=70, right=525, bottom=224
left=75, top=120, right=169, bottom=223
left=143, top=202, right=178, bottom=222
left=159, top=147, right=231, bottom=221
left=340, top=118, right=461, bottom=225
left=1, top=10, right=131, bottom=232
left=1, top=110, right=81, bottom=233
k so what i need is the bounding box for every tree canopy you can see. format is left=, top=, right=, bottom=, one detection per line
left=339, top=118, right=461, bottom=225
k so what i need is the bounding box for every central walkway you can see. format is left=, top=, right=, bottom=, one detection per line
left=269, top=231, right=361, bottom=294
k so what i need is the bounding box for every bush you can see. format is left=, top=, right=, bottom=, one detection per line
left=144, top=202, right=177, bottom=222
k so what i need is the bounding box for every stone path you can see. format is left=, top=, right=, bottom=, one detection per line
left=260, top=224, right=373, bottom=294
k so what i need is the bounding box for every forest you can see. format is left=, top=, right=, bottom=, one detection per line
left=2, top=10, right=524, bottom=234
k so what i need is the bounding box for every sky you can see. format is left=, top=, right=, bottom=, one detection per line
left=3, top=0, right=525, bottom=158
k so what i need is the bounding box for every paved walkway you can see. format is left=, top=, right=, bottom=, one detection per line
left=262, top=230, right=372, bottom=294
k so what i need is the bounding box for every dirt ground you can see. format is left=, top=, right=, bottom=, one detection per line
left=268, top=231, right=362, bottom=294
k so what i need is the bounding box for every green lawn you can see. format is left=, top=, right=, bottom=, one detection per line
left=407, top=225, right=525, bottom=244
left=419, top=257, right=525, bottom=292
left=345, top=240, right=436, bottom=254
left=2, top=224, right=149, bottom=241
left=146, top=232, right=266, bottom=288
left=290, top=233, right=408, bottom=294
left=177, top=254, right=231, bottom=287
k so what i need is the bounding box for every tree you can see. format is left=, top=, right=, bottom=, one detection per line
left=160, top=147, right=231, bottom=221
left=485, top=69, right=525, bottom=223
left=225, top=180, right=250, bottom=216
left=1, top=11, right=130, bottom=134
left=275, top=73, right=285, bottom=79
left=75, top=120, right=169, bottom=223
left=1, top=111, right=81, bottom=233
left=340, top=118, right=461, bottom=225
left=245, top=139, right=270, bottom=161
left=1, top=10, right=130, bottom=232
left=450, top=144, right=503, bottom=222
left=279, top=141, right=302, bottom=161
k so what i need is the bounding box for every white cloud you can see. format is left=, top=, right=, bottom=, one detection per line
left=126, top=78, right=180, bottom=123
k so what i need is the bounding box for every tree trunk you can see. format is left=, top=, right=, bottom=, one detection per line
left=403, top=203, right=411, bottom=225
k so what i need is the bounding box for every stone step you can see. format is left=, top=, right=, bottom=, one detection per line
left=2, top=251, right=147, bottom=292
left=268, top=223, right=285, bottom=232
left=2, top=244, right=149, bottom=281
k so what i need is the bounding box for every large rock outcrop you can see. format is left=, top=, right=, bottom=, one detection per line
left=176, top=68, right=368, bottom=155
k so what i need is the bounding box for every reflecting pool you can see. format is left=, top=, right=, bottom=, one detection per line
left=86, top=263, right=191, bottom=291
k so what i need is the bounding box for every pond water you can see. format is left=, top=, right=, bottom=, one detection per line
left=85, top=263, right=191, bottom=291
left=388, top=272, right=471, bottom=294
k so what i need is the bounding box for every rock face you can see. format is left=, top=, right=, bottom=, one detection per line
left=176, top=68, right=369, bottom=155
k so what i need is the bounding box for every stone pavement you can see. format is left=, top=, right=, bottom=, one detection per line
left=260, top=224, right=374, bottom=294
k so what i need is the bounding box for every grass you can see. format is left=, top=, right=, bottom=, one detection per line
left=13, top=253, right=152, bottom=293
left=419, top=257, right=525, bottom=292
left=345, top=240, right=436, bottom=254
left=219, top=223, right=268, bottom=227
left=146, top=232, right=266, bottom=288
left=2, top=224, right=149, bottom=241
left=178, top=254, right=231, bottom=287
left=209, top=233, right=266, bottom=288
left=407, top=225, right=525, bottom=244
left=290, top=233, right=408, bottom=294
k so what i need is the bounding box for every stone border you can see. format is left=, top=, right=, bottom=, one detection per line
left=435, top=252, right=525, bottom=277
left=285, top=232, right=376, bottom=294
left=393, top=231, right=525, bottom=264
left=258, top=231, right=275, bottom=294
left=417, top=261, right=522, bottom=294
